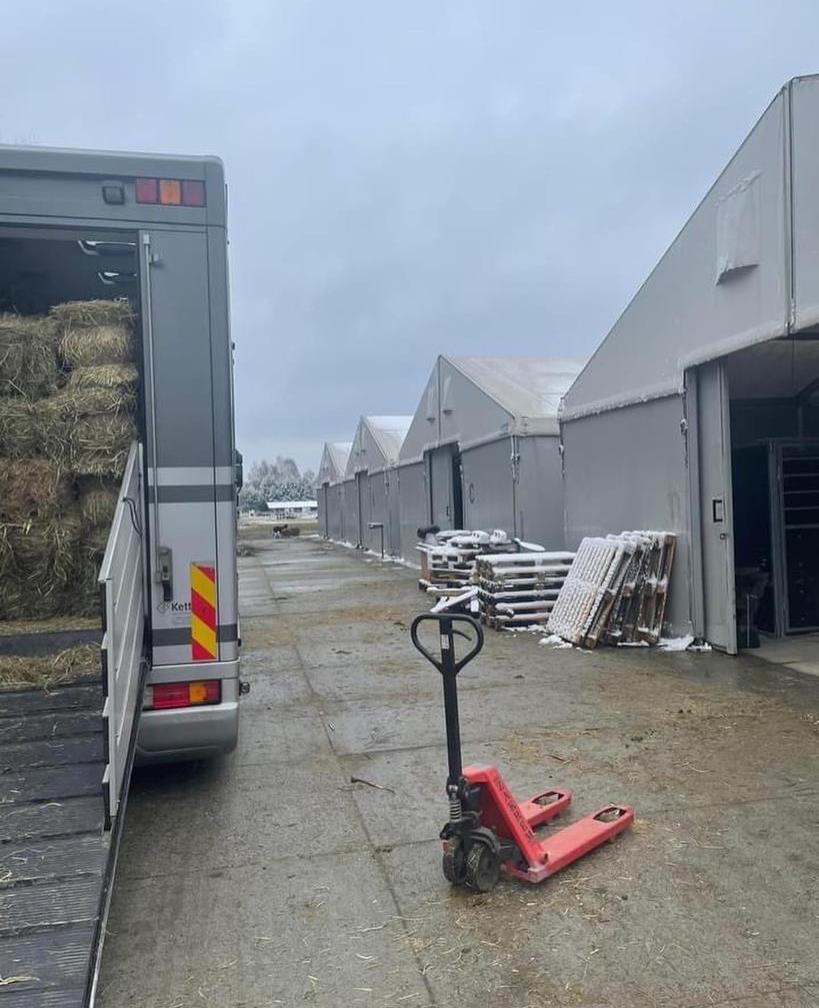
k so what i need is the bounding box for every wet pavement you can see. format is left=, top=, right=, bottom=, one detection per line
left=98, top=535, right=819, bottom=1008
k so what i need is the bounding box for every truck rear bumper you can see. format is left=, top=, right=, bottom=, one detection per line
left=136, top=660, right=240, bottom=764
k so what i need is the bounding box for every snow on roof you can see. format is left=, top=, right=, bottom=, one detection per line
left=364, top=415, right=411, bottom=464
left=446, top=356, right=587, bottom=419
left=318, top=441, right=352, bottom=483
left=327, top=441, right=352, bottom=476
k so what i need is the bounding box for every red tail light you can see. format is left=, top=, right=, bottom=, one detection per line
left=135, top=177, right=206, bottom=206
left=135, top=177, right=159, bottom=203
left=146, top=680, right=221, bottom=710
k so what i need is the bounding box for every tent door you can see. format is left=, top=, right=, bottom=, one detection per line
left=427, top=446, right=455, bottom=529
left=687, top=360, right=737, bottom=653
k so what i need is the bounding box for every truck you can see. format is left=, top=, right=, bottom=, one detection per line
left=0, top=146, right=242, bottom=1006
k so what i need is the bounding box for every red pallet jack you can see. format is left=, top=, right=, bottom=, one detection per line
left=410, top=612, right=635, bottom=892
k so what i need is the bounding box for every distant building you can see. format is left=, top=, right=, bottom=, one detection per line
left=266, top=500, right=318, bottom=519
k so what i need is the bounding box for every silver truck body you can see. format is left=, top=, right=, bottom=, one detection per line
left=0, top=145, right=240, bottom=760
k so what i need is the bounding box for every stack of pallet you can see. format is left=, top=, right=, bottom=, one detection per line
left=547, top=531, right=676, bottom=648
left=475, top=551, right=575, bottom=629
left=417, top=530, right=515, bottom=592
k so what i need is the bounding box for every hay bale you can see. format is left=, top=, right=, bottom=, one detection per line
left=70, top=413, right=138, bottom=477
left=4, top=514, right=81, bottom=583
left=0, top=578, right=66, bottom=621
left=50, top=299, right=133, bottom=329
left=0, top=643, right=100, bottom=692
left=78, top=477, right=119, bottom=527
left=44, top=384, right=137, bottom=424
left=0, top=459, right=72, bottom=520
left=60, top=323, right=133, bottom=368
left=0, top=314, right=59, bottom=397
left=0, top=512, right=82, bottom=621
left=0, top=397, right=42, bottom=457
left=67, top=363, right=139, bottom=391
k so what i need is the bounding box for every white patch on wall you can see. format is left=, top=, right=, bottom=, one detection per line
left=441, top=373, right=453, bottom=415
left=716, top=171, right=761, bottom=283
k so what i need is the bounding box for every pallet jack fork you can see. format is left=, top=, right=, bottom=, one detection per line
left=410, top=612, right=634, bottom=892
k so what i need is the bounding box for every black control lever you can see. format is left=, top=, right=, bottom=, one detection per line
left=410, top=613, right=484, bottom=787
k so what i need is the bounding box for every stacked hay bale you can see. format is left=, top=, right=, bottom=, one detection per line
left=0, top=300, right=137, bottom=621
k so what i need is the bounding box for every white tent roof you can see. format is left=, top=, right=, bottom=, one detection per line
left=400, top=355, right=587, bottom=460
left=346, top=415, right=412, bottom=475
left=364, top=416, right=411, bottom=463
left=447, top=356, right=586, bottom=420
left=318, top=441, right=352, bottom=484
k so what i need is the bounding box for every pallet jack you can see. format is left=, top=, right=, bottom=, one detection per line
left=410, top=612, right=634, bottom=892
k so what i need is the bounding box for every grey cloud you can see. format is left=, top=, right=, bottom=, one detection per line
left=2, top=1, right=818, bottom=468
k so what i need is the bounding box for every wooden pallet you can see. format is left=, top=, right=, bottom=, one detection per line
left=548, top=532, right=677, bottom=648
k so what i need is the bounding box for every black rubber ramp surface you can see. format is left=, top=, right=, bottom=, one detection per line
left=0, top=680, right=108, bottom=1007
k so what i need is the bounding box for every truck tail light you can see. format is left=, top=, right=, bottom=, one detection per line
left=145, top=680, right=221, bottom=710
left=135, top=178, right=158, bottom=203
left=158, top=179, right=181, bottom=205
left=135, top=177, right=206, bottom=206
left=181, top=179, right=206, bottom=206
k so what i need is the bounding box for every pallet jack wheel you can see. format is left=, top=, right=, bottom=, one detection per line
left=465, top=842, right=501, bottom=893
left=442, top=842, right=466, bottom=885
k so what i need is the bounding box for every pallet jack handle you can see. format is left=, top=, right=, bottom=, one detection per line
left=410, top=613, right=483, bottom=788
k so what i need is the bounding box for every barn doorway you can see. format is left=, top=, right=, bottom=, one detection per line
left=426, top=444, right=464, bottom=530
left=726, top=337, right=819, bottom=646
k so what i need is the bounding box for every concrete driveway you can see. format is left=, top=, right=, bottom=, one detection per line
left=98, top=535, right=819, bottom=1008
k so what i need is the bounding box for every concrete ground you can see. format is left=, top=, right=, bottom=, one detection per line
left=98, top=536, right=819, bottom=1008
left=756, top=632, right=819, bottom=679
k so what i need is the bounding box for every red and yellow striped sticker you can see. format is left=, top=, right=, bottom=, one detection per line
left=190, top=562, right=217, bottom=661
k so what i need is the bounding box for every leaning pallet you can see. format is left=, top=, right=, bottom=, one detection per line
left=547, top=532, right=677, bottom=648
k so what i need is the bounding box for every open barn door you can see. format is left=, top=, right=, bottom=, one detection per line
left=427, top=444, right=463, bottom=530
left=687, top=361, right=737, bottom=653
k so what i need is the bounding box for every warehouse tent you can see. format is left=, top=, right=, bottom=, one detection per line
left=345, top=415, right=411, bottom=553
left=317, top=441, right=351, bottom=538
left=398, top=355, right=585, bottom=562
left=561, top=76, right=819, bottom=651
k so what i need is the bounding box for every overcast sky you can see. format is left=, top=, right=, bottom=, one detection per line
left=3, top=3, right=819, bottom=471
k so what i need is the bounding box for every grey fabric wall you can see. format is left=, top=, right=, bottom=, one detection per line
left=328, top=483, right=344, bottom=541
left=318, top=483, right=329, bottom=537
left=516, top=435, right=566, bottom=548
left=562, top=394, right=692, bottom=635
left=397, top=460, right=427, bottom=565
left=461, top=435, right=566, bottom=547
left=386, top=468, right=401, bottom=555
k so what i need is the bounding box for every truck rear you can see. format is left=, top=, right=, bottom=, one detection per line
left=0, top=146, right=241, bottom=762
left=0, top=146, right=241, bottom=1007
